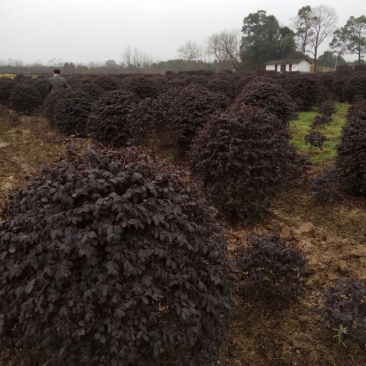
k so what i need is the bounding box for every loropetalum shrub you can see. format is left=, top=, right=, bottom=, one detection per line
left=42, top=90, right=72, bottom=123
left=320, top=278, right=366, bottom=349
left=125, top=94, right=181, bottom=153
left=0, top=146, right=233, bottom=366
left=305, top=131, right=327, bottom=149
left=336, top=64, right=353, bottom=75
left=8, top=83, right=43, bottom=114
left=311, top=167, right=340, bottom=203
left=92, top=75, right=119, bottom=91
left=125, top=97, right=171, bottom=146
left=282, top=73, right=321, bottom=111
left=205, top=75, right=241, bottom=100
left=234, top=81, right=296, bottom=127
left=86, top=90, right=138, bottom=147
left=348, top=99, right=366, bottom=120
left=235, top=235, right=307, bottom=303
left=331, top=75, right=349, bottom=102
left=162, top=84, right=229, bottom=155
left=121, top=76, right=162, bottom=99
left=52, top=91, right=94, bottom=136
left=311, top=114, right=331, bottom=129
left=317, top=72, right=336, bottom=93
left=343, top=71, right=366, bottom=103
left=0, top=78, right=16, bottom=105
left=318, top=99, right=336, bottom=117
left=189, top=106, right=308, bottom=224
left=31, top=78, right=49, bottom=100
left=336, top=113, right=366, bottom=195
left=354, top=64, right=366, bottom=72
left=74, top=82, right=105, bottom=101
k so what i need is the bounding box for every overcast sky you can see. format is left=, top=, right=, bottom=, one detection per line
left=0, top=0, right=364, bottom=65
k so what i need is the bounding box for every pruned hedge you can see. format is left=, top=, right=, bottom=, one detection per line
left=0, top=146, right=233, bottom=366
left=190, top=106, right=308, bottom=224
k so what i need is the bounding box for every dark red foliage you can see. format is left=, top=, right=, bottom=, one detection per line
left=234, top=81, right=296, bottom=127
left=305, top=131, right=327, bottom=149
left=92, top=75, right=119, bottom=91
left=348, top=99, right=366, bottom=120
left=354, top=64, right=366, bottom=72
left=74, top=82, right=105, bottom=100
left=282, top=74, right=321, bottom=111
left=52, top=91, right=94, bottom=136
left=189, top=106, right=308, bottom=224
left=0, top=78, right=16, bottom=105
left=343, top=72, right=366, bottom=103
left=336, top=110, right=366, bottom=195
left=86, top=90, right=138, bottom=147
left=318, top=99, right=336, bottom=116
left=331, top=75, right=349, bottom=102
left=121, top=76, right=162, bottom=99
left=336, top=64, right=353, bottom=75
left=42, top=90, right=72, bottom=122
left=0, top=146, right=233, bottom=366
left=206, top=75, right=242, bottom=100
left=125, top=97, right=174, bottom=147
left=30, top=78, right=49, bottom=99
left=311, top=114, right=331, bottom=129
left=311, top=167, right=340, bottom=203
left=320, top=278, right=366, bottom=349
left=316, top=72, right=336, bottom=92
left=235, top=235, right=307, bottom=303
left=161, top=84, right=229, bottom=155
left=9, top=83, right=43, bottom=114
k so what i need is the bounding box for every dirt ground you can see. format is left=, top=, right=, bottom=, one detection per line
left=220, top=183, right=366, bottom=366
left=1, top=107, right=366, bottom=365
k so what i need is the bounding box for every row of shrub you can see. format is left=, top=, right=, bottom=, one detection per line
left=1, top=70, right=366, bottom=363
left=310, top=99, right=366, bottom=201
left=2, top=69, right=366, bottom=115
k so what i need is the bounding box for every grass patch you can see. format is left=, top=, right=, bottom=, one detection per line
left=0, top=73, right=16, bottom=79
left=289, top=103, right=349, bottom=166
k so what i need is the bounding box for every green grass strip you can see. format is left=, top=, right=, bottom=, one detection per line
left=289, top=103, right=349, bottom=166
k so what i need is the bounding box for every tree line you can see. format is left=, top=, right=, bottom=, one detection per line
left=179, top=5, right=366, bottom=72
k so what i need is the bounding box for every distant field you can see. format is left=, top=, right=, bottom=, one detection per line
left=0, top=73, right=16, bottom=79
left=310, top=65, right=335, bottom=73
left=289, top=103, right=349, bottom=165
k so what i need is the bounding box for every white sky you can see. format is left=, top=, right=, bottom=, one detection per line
left=0, top=0, right=364, bottom=65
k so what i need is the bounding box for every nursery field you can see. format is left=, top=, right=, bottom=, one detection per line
left=1, top=102, right=366, bottom=365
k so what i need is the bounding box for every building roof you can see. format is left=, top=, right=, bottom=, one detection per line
left=265, top=58, right=312, bottom=65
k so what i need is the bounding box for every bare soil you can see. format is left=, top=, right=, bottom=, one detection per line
left=221, top=184, right=366, bottom=366
left=1, top=107, right=366, bottom=365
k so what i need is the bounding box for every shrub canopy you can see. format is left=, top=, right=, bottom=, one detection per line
left=336, top=104, right=366, bottom=195
left=190, top=106, right=308, bottom=224
left=9, top=83, right=43, bottom=114
left=0, top=146, right=233, bottom=366
left=86, top=90, right=137, bottom=147
left=234, top=81, right=296, bottom=127
left=53, top=91, right=94, bottom=136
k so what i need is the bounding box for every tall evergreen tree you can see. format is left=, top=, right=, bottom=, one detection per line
left=240, top=10, right=296, bottom=70
left=331, top=15, right=366, bottom=64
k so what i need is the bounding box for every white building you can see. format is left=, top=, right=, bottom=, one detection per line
left=265, top=59, right=311, bottom=73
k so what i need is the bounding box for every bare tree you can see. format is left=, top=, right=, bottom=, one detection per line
left=121, top=46, right=132, bottom=68
left=308, top=5, right=338, bottom=73
left=121, top=46, right=154, bottom=70
left=292, top=5, right=338, bottom=72
left=207, top=29, right=241, bottom=70
left=291, top=5, right=314, bottom=56
left=178, top=41, right=202, bottom=61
